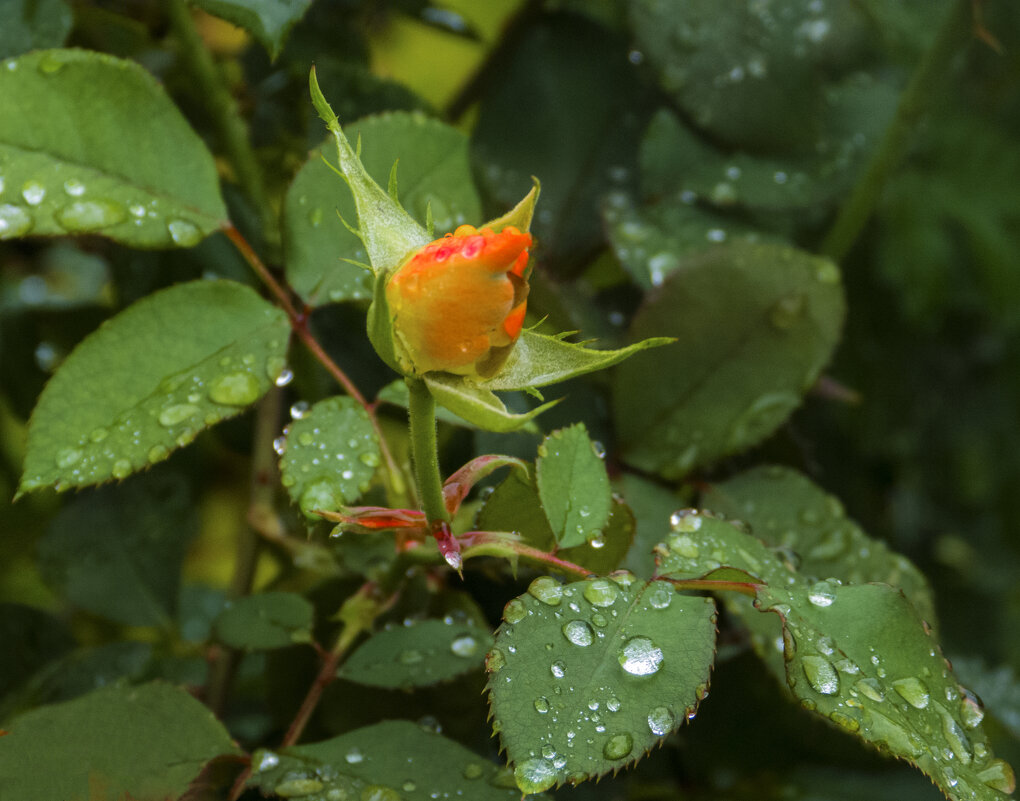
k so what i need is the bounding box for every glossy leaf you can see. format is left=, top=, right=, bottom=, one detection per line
left=0, top=682, right=239, bottom=801
left=193, top=0, right=314, bottom=59
left=656, top=512, right=1015, bottom=801
left=279, top=396, right=380, bottom=518
left=18, top=280, right=289, bottom=494
left=35, top=472, right=197, bottom=626
left=613, top=243, right=845, bottom=479
left=702, top=465, right=937, bottom=627
left=213, top=591, right=315, bottom=651
left=488, top=576, right=715, bottom=794
left=0, top=0, right=72, bottom=59
left=536, top=424, right=611, bottom=548
left=284, top=111, right=480, bottom=305
left=340, top=619, right=493, bottom=689
left=248, top=720, right=525, bottom=800
left=0, top=50, right=227, bottom=246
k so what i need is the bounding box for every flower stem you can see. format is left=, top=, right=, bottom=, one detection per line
left=406, top=378, right=450, bottom=525
left=820, top=0, right=974, bottom=262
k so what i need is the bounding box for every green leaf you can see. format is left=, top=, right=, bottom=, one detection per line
left=279, top=396, right=380, bottom=518
left=559, top=501, right=636, bottom=577
left=0, top=682, right=240, bottom=801
left=192, top=0, right=314, bottom=59
left=536, top=424, right=611, bottom=548
left=484, top=329, right=674, bottom=392
left=423, top=373, right=558, bottom=433
left=309, top=72, right=431, bottom=275
left=476, top=469, right=554, bottom=548
left=0, top=0, right=72, bottom=59
left=615, top=473, right=685, bottom=578
left=488, top=576, right=716, bottom=793
left=35, top=472, right=197, bottom=626
left=285, top=111, right=481, bottom=306
left=248, top=719, right=525, bottom=801
left=0, top=50, right=227, bottom=246
left=0, top=604, right=74, bottom=699
left=213, top=591, right=315, bottom=650
left=656, top=513, right=1016, bottom=801
left=612, top=242, right=845, bottom=479
left=702, top=465, right=938, bottom=627
left=377, top=379, right=480, bottom=428
left=340, top=619, right=493, bottom=689
left=19, top=280, right=289, bottom=494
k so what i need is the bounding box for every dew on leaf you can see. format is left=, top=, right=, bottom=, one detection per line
left=167, top=218, right=202, bottom=246
left=865, top=708, right=923, bottom=757
left=55, top=448, right=82, bottom=469
left=769, top=293, right=805, bottom=330
left=462, top=763, right=484, bottom=780
left=514, top=757, right=557, bottom=794
left=647, top=705, right=675, bottom=736
left=62, top=178, right=86, bottom=196
left=801, top=655, right=839, bottom=695
left=344, top=747, right=364, bottom=764
left=829, top=710, right=861, bottom=732
left=528, top=576, right=563, bottom=606
left=0, top=204, right=33, bottom=239
left=253, top=750, right=280, bottom=772
left=959, top=687, right=985, bottom=729
left=290, top=401, right=310, bottom=419
left=583, top=578, right=618, bottom=607
left=147, top=444, right=169, bottom=464
left=855, top=677, right=885, bottom=702
left=669, top=509, right=702, bottom=531
left=502, top=598, right=527, bottom=623
left=275, top=777, right=323, bottom=797
left=603, top=732, right=634, bottom=760
left=618, top=636, right=663, bottom=676
left=892, top=677, right=930, bottom=709
left=111, top=459, right=132, bottom=479
left=55, top=199, right=127, bottom=231
left=534, top=696, right=550, bottom=714
left=21, top=180, right=46, bottom=206
left=647, top=582, right=673, bottom=609
left=299, top=479, right=340, bottom=516
left=936, top=702, right=973, bottom=764
left=359, top=452, right=380, bottom=467
left=486, top=647, right=506, bottom=672
left=158, top=404, right=199, bottom=427
left=450, top=634, right=478, bottom=657
left=668, top=532, right=700, bottom=558
left=562, top=619, right=594, bottom=647
left=550, top=660, right=566, bottom=678
left=209, top=372, right=260, bottom=406
left=298, top=432, right=314, bottom=446
left=807, top=580, right=837, bottom=607
left=977, top=759, right=1016, bottom=793
left=361, top=785, right=400, bottom=801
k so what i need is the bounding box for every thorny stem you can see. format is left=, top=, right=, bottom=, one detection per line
left=223, top=224, right=407, bottom=503
left=406, top=378, right=449, bottom=525
left=205, top=388, right=284, bottom=714
left=820, top=0, right=974, bottom=262
left=167, top=0, right=276, bottom=239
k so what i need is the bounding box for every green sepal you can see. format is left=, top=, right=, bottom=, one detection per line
left=309, top=67, right=429, bottom=275
left=484, top=330, right=674, bottom=391
left=483, top=179, right=540, bottom=234
left=366, top=269, right=403, bottom=374
left=423, top=374, right=559, bottom=433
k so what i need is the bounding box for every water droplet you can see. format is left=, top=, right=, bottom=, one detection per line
left=866, top=708, right=923, bottom=756
left=270, top=364, right=292, bottom=388
left=583, top=578, right=619, bottom=607
left=977, top=759, right=1016, bottom=793
left=463, top=762, right=484, bottom=780
left=37, top=52, right=65, bottom=73
left=770, top=293, right=805, bottom=330
left=855, top=677, right=885, bottom=702
left=829, top=710, right=861, bottom=732
left=299, top=480, right=339, bottom=516
left=360, top=785, right=400, bottom=801
left=253, top=750, right=280, bottom=772
left=807, top=580, right=837, bottom=607
left=486, top=647, right=506, bottom=672
left=670, top=509, right=703, bottom=531
left=647, top=706, right=675, bottom=736
left=0, top=203, right=33, bottom=239
left=534, top=696, right=550, bottom=714
left=359, top=451, right=380, bottom=467
left=936, top=702, right=973, bottom=764
left=56, top=198, right=128, bottom=231
left=298, top=432, right=314, bottom=446
left=550, top=660, right=566, bottom=678
left=647, top=582, right=673, bottom=609
left=503, top=598, right=527, bottom=623
left=62, top=179, right=86, bottom=196
left=668, top=532, right=700, bottom=558
left=562, top=619, right=594, bottom=647
left=158, top=404, right=199, bottom=427
left=588, top=533, right=606, bottom=549
left=56, top=448, right=83, bottom=468
left=527, top=576, right=563, bottom=606
left=892, top=677, right=930, bottom=709
left=275, top=776, right=324, bottom=797
left=290, top=401, right=310, bottom=419
left=514, top=757, right=557, bottom=794
left=959, top=687, right=985, bottom=729
left=450, top=634, right=478, bottom=657
left=21, top=180, right=46, bottom=206
left=801, top=655, right=839, bottom=695
left=147, top=444, right=169, bottom=463
left=168, top=218, right=202, bottom=246
left=607, top=696, right=621, bottom=712
left=603, top=732, right=634, bottom=760
left=209, top=372, right=260, bottom=406
left=619, top=636, right=663, bottom=676
left=111, top=458, right=132, bottom=479
left=272, top=436, right=286, bottom=455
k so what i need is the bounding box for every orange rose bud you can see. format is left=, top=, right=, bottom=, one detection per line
left=386, top=224, right=533, bottom=377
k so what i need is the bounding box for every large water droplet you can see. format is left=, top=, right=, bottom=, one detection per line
left=670, top=509, right=703, bottom=531
left=647, top=582, right=673, bottom=609
left=892, top=677, right=930, bottom=709
left=527, top=576, right=563, bottom=606
left=647, top=706, right=676, bottom=736
left=21, top=181, right=46, bottom=206
left=63, top=178, right=86, bottom=196
left=807, top=580, right=837, bottom=607
left=550, top=660, right=566, bottom=678
left=0, top=204, right=33, bottom=239
left=866, top=708, right=923, bottom=757
left=111, top=458, right=132, bottom=479
left=55, top=199, right=127, bottom=231
left=359, top=451, right=380, bottom=467
left=168, top=218, right=202, bottom=246
left=275, top=776, right=323, bottom=797
left=147, top=444, right=169, bottom=464
left=603, top=732, right=634, bottom=760
left=562, top=619, right=594, bottom=647
left=619, top=636, right=663, bottom=676
left=534, top=696, right=550, bottom=714
left=855, top=677, right=885, bottom=702
left=583, top=578, right=619, bottom=607
left=158, top=404, right=199, bottom=427
left=209, top=372, right=260, bottom=406
left=514, top=757, right=557, bottom=794
left=936, top=702, right=973, bottom=764
left=503, top=598, right=527, bottom=623
left=977, top=759, right=1016, bottom=793
left=959, top=687, right=985, bottom=729
left=486, top=647, right=506, bottom=672
left=801, top=655, right=839, bottom=695
left=450, top=634, right=478, bottom=657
